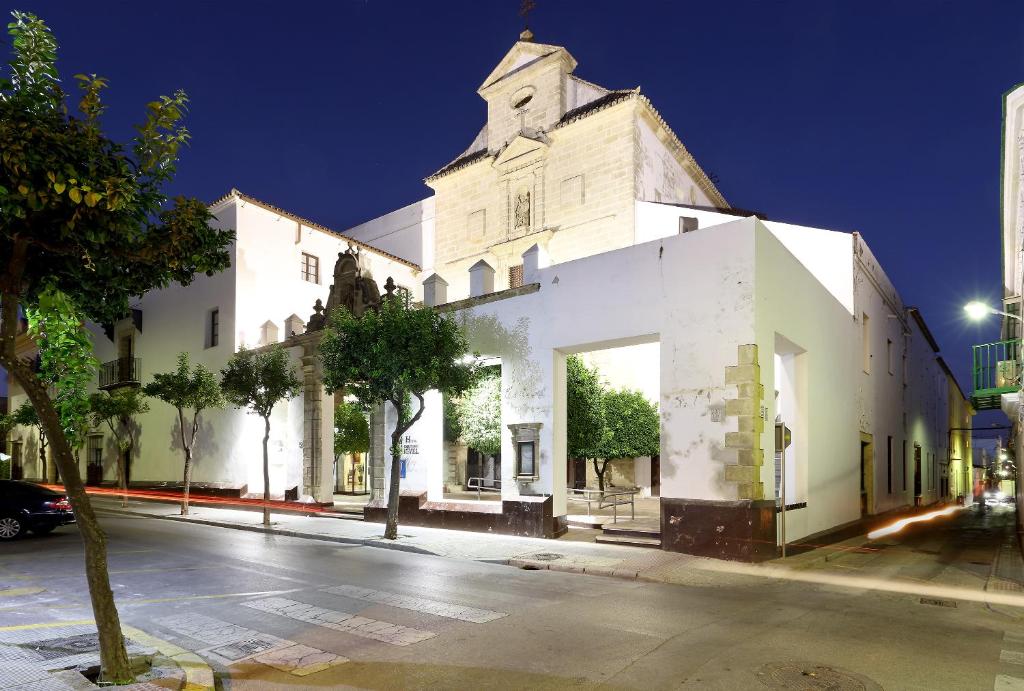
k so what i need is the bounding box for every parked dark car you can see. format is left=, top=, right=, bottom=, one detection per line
left=0, top=480, right=76, bottom=540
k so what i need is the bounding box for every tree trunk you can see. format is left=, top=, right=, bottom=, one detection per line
left=593, top=458, right=608, bottom=493
left=262, top=415, right=271, bottom=527
left=384, top=409, right=403, bottom=540
left=181, top=449, right=192, bottom=516
left=383, top=394, right=427, bottom=540
left=0, top=293, right=132, bottom=682
left=177, top=408, right=191, bottom=516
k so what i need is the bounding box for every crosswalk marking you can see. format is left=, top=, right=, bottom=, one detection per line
left=243, top=596, right=435, bottom=646
left=155, top=612, right=347, bottom=675
left=1002, top=650, right=1024, bottom=666
left=324, top=585, right=507, bottom=623
left=996, top=674, right=1024, bottom=690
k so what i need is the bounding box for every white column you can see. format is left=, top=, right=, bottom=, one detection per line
left=551, top=350, right=567, bottom=516
left=316, top=386, right=335, bottom=503
left=522, top=243, right=549, bottom=284
left=423, top=273, right=449, bottom=307
left=469, top=260, right=495, bottom=297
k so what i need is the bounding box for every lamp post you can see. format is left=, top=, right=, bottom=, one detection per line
left=965, top=301, right=1023, bottom=523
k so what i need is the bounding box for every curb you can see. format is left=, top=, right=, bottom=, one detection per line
left=507, top=558, right=641, bottom=581
left=123, top=625, right=215, bottom=691
left=97, top=506, right=439, bottom=557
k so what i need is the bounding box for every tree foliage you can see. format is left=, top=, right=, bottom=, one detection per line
left=0, top=11, right=235, bottom=681
left=26, top=286, right=96, bottom=454
left=320, top=298, right=475, bottom=538
left=221, top=346, right=301, bottom=526
left=89, top=388, right=149, bottom=452
left=220, top=346, right=301, bottom=419
left=598, top=388, right=660, bottom=460
left=89, top=387, right=149, bottom=503
left=334, top=400, right=370, bottom=458
left=453, top=370, right=501, bottom=457
left=566, top=355, right=607, bottom=461
left=143, top=353, right=224, bottom=515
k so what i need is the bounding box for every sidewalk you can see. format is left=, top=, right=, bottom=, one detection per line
left=90, top=495, right=1024, bottom=609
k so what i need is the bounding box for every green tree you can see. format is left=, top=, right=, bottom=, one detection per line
left=454, top=371, right=501, bottom=457
left=566, top=355, right=609, bottom=490
left=320, top=297, right=475, bottom=539
left=143, top=354, right=225, bottom=517
left=27, top=287, right=98, bottom=478
left=598, top=388, right=660, bottom=490
left=220, top=346, right=301, bottom=526
left=10, top=400, right=45, bottom=480
left=0, top=12, right=232, bottom=680
left=334, top=400, right=370, bottom=492
left=89, top=388, right=149, bottom=506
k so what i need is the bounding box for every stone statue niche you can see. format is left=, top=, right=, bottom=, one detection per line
left=306, top=244, right=385, bottom=331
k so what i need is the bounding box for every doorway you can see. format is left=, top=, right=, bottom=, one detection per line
left=914, top=444, right=922, bottom=504
left=860, top=433, right=874, bottom=517
left=650, top=454, right=660, bottom=497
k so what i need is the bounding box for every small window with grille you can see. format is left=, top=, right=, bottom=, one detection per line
left=509, top=264, right=524, bottom=289
left=301, top=252, right=320, bottom=284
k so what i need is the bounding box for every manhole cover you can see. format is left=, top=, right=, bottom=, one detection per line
left=27, top=633, right=100, bottom=661
left=209, top=637, right=279, bottom=662
left=529, top=553, right=563, bottom=561
left=757, top=663, right=871, bottom=690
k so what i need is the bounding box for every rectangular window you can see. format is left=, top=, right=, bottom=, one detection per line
left=560, top=175, right=584, bottom=207
left=887, top=339, right=894, bottom=375
left=88, top=435, right=103, bottom=468
left=468, top=209, right=486, bottom=236
left=517, top=441, right=536, bottom=478
left=207, top=308, right=219, bottom=349
left=902, top=440, right=907, bottom=491
left=1006, top=301, right=1021, bottom=340
left=301, top=252, right=319, bottom=284
left=679, top=216, right=699, bottom=233
left=509, top=264, right=524, bottom=289
left=862, top=313, right=870, bottom=373
left=887, top=436, right=893, bottom=494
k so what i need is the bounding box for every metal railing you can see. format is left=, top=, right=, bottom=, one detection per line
left=98, top=357, right=141, bottom=389
left=566, top=487, right=637, bottom=523
left=467, top=476, right=501, bottom=499
left=970, top=340, right=1021, bottom=409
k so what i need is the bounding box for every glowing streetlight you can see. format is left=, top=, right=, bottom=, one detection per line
left=964, top=301, right=1023, bottom=322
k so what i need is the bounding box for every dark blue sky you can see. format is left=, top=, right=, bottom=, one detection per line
left=11, top=0, right=1024, bottom=394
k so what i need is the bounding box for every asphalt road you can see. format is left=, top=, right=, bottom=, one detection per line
left=2, top=506, right=1024, bottom=689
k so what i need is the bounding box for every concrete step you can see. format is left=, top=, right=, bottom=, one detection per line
left=601, top=523, right=661, bottom=541
left=594, top=534, right=662, bottom=548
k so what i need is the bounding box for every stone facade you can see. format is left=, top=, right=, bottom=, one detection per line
left=421, top=38, right=727, bottom=304
left=724, top=344, right=766, bottom=500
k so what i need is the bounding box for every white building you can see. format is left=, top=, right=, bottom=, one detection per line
left=6, top=32, right=969, bottom=561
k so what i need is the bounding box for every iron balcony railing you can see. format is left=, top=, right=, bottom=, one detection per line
left=98, top=357, right=141, bottom=390
left=970, top=340, right=1021, bottom=410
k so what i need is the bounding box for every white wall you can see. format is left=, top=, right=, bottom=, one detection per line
left=343, top=197, right=435, bottom=271
left=635, top=116, right=715, bottom=208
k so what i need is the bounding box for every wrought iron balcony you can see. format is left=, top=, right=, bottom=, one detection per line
left=971, top=340, right=1021, bottom=410
left=98, top=357, right=141, bottom=390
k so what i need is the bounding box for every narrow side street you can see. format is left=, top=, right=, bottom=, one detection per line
left=2, top=504, right=1024, bottom=689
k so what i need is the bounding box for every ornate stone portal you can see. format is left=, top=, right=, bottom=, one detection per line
left=273, top=246, right=394, bottom=504
left=306, top=245, right=385, bottom=332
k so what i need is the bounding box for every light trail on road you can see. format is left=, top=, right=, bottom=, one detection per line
left=866, top=505, right=964, bottom=540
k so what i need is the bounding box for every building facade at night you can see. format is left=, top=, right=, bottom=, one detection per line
left=6, top=33, right=971, bottom=560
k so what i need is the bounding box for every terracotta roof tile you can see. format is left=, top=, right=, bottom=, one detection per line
left=209, top=190, right=420, bottom=270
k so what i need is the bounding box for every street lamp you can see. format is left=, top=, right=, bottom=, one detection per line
left=964, top=300, right=1022, bottom=323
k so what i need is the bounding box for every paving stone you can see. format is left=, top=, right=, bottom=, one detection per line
left=155, top=613, right=250, bottom=647
left=254, top=643, right=348, bottom=676
left=325, top=584, right=507, bottom=623
left=243, top=596, right=435, bottom=646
